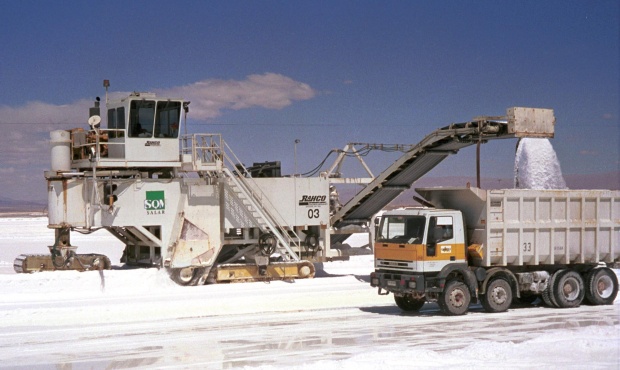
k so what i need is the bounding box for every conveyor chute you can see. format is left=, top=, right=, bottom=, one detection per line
left=330, top=107, right=555, bottom=243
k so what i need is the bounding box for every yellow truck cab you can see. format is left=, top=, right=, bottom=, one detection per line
left=371, top=208, right=476, bottom=315
left=375, top=209, right=467, bottom=277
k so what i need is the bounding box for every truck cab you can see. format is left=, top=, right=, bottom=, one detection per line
left=374, top=208, right=466, bottom=276
left=371, top=208, right=477, bottom=315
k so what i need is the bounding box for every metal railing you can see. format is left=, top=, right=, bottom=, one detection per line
left=180, top=133, right=302, bottom=261
left=181, top=134, right=223, bottom=167
left=70, top=128, right=126, bottom=161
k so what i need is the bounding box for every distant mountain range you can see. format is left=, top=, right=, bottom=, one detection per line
left=0, top=197, right=46, bottom=212
left=1, top=172, right=617, bottom=212
left=338, top=172, right=620, bottom=207
left=563, top=172, right=620, bottom=190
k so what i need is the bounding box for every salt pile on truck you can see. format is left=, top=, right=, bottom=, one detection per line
left=371, top=187, right=619, bottom=315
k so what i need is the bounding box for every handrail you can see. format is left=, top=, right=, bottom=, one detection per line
left=220, top=140, right=303, bottom=259
left=180, top=133, right=302, bottom=261
left=70, top=128, right=125, bottom=160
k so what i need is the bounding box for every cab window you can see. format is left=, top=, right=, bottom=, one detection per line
left=154, top=101, right=181, bottom=138
left=107, top=108, right=116, bottom=136
left=107, top=107, right=125, bottom=138
left=427, top=216, right=454, bottom=244
left=116, top=107, right=125, bottom=138
left=377, top=215, right=426, bottom=244
left=129, top=100, right=155, bottom=138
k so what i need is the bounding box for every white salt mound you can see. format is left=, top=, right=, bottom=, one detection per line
left=514, top=138, right=567, bottom=190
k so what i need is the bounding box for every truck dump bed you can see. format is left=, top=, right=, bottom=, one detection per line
left=416, top=187, right=620, bottom=267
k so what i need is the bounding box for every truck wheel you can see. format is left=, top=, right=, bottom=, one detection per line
left=394, top=294, right=425, bottom=311
left=481, top=278, right=512, bottom=313
left=542, top=270, right=562, bottom=308
left=438, top=280, right=471, bottom=316
left=584, top=268, right=618, bottom=305
left=552, top=270, right=585, bottom=308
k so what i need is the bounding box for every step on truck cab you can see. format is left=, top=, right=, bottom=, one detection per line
left=370, top=187, right=620, bottom=315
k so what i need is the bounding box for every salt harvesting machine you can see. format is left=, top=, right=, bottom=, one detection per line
left=14, top=81, right=562, bottom=285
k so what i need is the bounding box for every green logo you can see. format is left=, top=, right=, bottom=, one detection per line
left=145, top=191, right=165, bottom=213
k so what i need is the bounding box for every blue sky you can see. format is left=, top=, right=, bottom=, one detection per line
left=0, top=1, right=618, bottom=202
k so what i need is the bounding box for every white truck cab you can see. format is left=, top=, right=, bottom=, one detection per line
left=374, top=209, right=466, bottom=275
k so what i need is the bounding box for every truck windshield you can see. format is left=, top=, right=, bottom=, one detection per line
left=377, top=215, right=426, bottom=244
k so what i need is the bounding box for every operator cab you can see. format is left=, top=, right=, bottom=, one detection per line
left=105, top=92, right=183, bottom=163
left=69, top=92, right=187, bottom=170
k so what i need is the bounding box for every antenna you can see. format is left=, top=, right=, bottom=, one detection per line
left=183, top=101, right=190, bottom=135
left=103, top=79, right=110, bottom=105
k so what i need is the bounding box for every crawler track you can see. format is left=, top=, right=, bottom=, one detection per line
left=14, top=253, right=111, bottom=273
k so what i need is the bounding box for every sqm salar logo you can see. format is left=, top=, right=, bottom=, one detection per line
left=145, top=191, right=165, bottom=215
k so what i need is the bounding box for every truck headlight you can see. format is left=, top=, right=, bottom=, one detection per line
left=408, top=280, right=417, bottom=289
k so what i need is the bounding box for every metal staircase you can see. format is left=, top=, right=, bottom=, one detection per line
left=181, top=133, right=302, bottom=261
left=222, top=166, right=301, bottom=261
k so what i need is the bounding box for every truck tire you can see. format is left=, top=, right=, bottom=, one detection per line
left=542, top=270, right=562, bottom=308
left=584, top=268, right=618, bottom=305
left=438, top=280, right=471, bottom=316
left=481, top=278, right=513, bottom=313
left=394, top=294, right=425, bottom=312
left=552, top=270, right=585, bottom=308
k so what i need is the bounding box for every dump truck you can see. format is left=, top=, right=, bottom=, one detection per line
left=370, top=187, right=620, bottom=315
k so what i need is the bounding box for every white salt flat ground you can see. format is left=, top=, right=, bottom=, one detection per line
left=0, top=217, right=618, bottom=369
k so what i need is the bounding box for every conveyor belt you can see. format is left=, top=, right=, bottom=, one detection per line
left=330, top=107, right=555, bottom=244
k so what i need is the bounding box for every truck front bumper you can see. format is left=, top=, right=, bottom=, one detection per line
left=370, top=271, right=427, bottom=294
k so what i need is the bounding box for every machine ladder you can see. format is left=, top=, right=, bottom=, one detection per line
left=222, top=167, right=301, bottom=262
left=182, top=134, right=302, bottom=261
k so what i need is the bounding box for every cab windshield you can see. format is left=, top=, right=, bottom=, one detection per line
left=377, top=215, right=426, bottom=244
left=129, top=100, right=181, bottom=138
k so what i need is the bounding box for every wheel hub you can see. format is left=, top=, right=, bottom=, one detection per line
left=596, top=276, right=613, bottom=298
left=450, top=290, right=465, bottom=307
left=491, top=287, right=507, bottom=305
left=561, top=278, right=580, bottom=300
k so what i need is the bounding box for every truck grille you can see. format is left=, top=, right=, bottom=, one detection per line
left=376, top=259, right=414, bottom=271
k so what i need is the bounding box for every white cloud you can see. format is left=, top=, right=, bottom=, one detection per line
left=158, top=73, right=316, bottom=120
left=0, top=73, right=316, bottom=200
left=0, top=73, right=315, bottom=126
left=0, top=100, right=91, bottom=130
